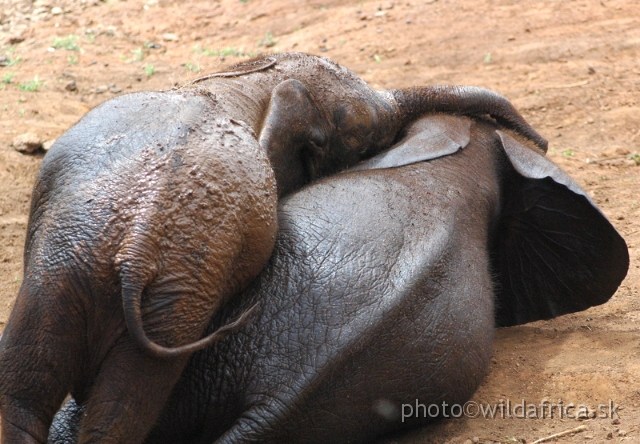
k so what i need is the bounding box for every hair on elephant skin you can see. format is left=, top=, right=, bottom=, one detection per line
left=0, top=52, right=552, bottom=444
left=49, top=115, right=628, bottom=444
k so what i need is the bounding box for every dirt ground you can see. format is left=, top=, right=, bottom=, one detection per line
left=0, top=0, right=638, bottom=442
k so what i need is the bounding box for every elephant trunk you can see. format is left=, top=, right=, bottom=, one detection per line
left=390, top=86, right=548, bottom=152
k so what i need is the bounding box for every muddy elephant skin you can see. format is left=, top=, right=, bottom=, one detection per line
left=0, top=52, right=551, bottom=444
left=50, top=115, right=629, bottom=444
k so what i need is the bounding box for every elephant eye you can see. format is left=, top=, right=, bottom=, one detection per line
left=308, top=127, right=328, bottom=148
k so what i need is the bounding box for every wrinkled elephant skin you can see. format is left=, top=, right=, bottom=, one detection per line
left=0, top=53, right=551, bottom=444
left=50, top=115, right=629, bottom=444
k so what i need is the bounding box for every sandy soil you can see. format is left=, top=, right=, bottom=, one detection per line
left=0, top=0, right=638, bottom=443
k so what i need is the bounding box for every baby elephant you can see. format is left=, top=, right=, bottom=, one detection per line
left=49, top=115, right=628, bottom=444
left=0, top=53, right=549, bottom=444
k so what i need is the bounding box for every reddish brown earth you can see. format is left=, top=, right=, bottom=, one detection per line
left=0, top=1, right=638, bottom=443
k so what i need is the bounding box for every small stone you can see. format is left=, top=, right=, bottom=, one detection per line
left=472, top=437, right=480, bottom=443
left=162, top=33, right=179, bottom=42
left=95, top=85, right=108, bottom=94
left=618, top=430, right=627, bottom=436
left=51, top=6, right=63, bottom=15
left=606, top=431, right=613, bottom=439
left=42, top=139, right=56, bottom=151
left=65, top=80, right=77, bottom=91
left=12, top=133, right=43, bottom=154
left=464, top=440, right=473, bottom=444
left=612, top=418, right=621, bottom=425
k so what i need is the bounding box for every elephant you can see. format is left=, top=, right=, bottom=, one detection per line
left=0, top=52, right=552, bottom=444
left=48, top=114, right=628, bottom=444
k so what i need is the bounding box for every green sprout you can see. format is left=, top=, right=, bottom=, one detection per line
left=144, top=63, right=156, bottom=77
left=131, top=47, right=144, bottom=62
left=183, top=62, right=201, bottom=72
left=260, top=31, right=276, bottom=48
left=2, top=72, right=14, bottom=84
left=19, top=75, right=44, bottom=92
left=52, top=35, right=81, bottom=51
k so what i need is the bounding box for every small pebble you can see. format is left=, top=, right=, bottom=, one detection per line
left=12, top=133, right=43, bottom=154
left=162, top=33, right=179, bottom=42
left=42, top=139, right=56, bottom=151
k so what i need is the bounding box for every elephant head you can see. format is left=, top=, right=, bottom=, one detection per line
left=50, top=114, right=629, bottom=444
left=353, top=114, right=628, bottom=326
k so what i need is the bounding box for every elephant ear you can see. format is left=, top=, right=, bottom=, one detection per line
left=493, top=131, right=629, bottom=327
left=350, top=114, right=471, bottom=171
left=259, top=79, right=334, bottom=196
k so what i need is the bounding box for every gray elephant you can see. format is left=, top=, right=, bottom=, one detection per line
left=0, top=53, right=549, bottom=444
left=48, top=114, right=628, bottom=444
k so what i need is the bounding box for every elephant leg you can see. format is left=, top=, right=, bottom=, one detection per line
left=75, top=339, right=189, bottom=444
left=0, top=284, right=80, bottom=444
left=0, top=345, right=69, bottom=444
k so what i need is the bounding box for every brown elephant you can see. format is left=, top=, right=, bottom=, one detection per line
left=49, top=114, right=627, bottom=444
left=0, top=53, right=546, bottom=444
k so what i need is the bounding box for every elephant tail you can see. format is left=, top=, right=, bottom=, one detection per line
left=391, top=85, right=548, bottom=152
left=120, top=270, right=258, bottom=359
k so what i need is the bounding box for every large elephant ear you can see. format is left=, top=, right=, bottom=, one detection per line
left=259, top=79, right=334, bottom=196
left=493, top=131, right=629, bottom=327
left=350, top=114, right=471, bottom=171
